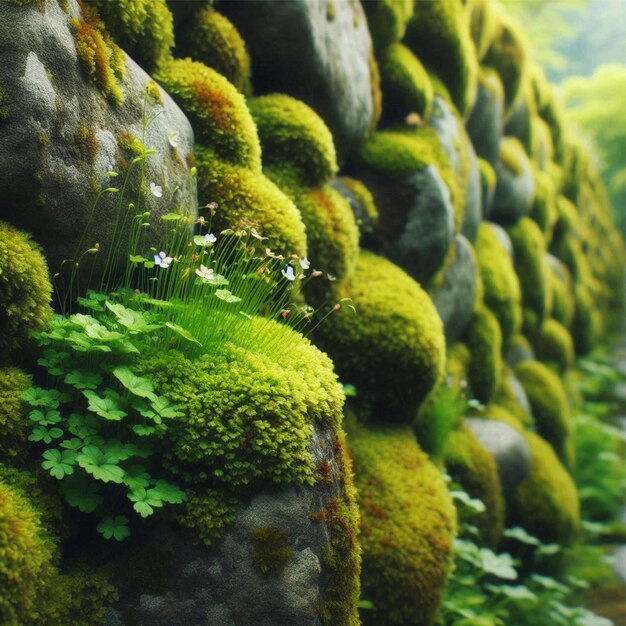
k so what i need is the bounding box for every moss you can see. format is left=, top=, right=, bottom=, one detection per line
left=571, top=284, right=600, bottom=355
left=347, top=419, right=456, bottom=626
left=549, top=261, right=575, bottom=327
left=155, top=58, right=261, bottom=170
left=379, top=43, right=434, bottom=123
left=468, top=0, right=498, bottom=61
left=551, top=194, right=580, bottom=250
left=509, top=431, right=579, bottom=545
left=529, top=169, right=557, bottom=243
left=71, top=2, right=126, bottom=105
left=368, top=49, right=383, bottom=129
left=474, top=223, right=522, bottom=346
left=478, top=156, right=496, bottom=193
left=196, top=147, right=307, bottom=258
left=250, top=94, right=338, bottom=188
left=444, top=422, right=505, bottom=548
left=77, top=124, right=99, bottom=165
left=314, top=251, right=446, bottom=424
left=176, top=6, right=251, bottom=94
left=249, top=526, right=295, bottom=575
left=363, top=0, right=414, bottom=50
left=144, top=79, right=164, bottom=106
left=117, top=132, right=146, bottom=157
left=515, top=360, right=572, bottom=466
left=536, top=319, right=575, bottom=374
left=338, top=176, right=379, bottom=237
left=500, top=136, right=530, bottom=178
left=0, top=368, right=31, bottom=460
left=0, top=222, right=53, bottom=361
left=492, top=367, right=533, bottom=426
left=404, top=0, right=478, bottom=117
left=481, top=402, right=527, bottom=432
left=87, top=0, right=174, bottom=72
left=464, top=303, right=502, bottom=405
left=0, top=86, right=8, bottom=120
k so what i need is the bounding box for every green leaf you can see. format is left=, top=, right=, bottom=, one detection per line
left=215, top=289, right=241, bottom=303
left=76, top=297, right=104, bottom=312
left=76, top=446, right=125, bottom=483
left=452, top=490, right=487, bottom=513
left=105, top=301, right=160, bottom=334
left=42, top=448, right=76, bottom=480
left=64, top=370, right=103, bottom=390
left=132, top=424, right=156, bottom=436
left=101, top=440, right=138, bottom=463
left=67, top=413, right=100, bottom=438
left=61, top=477, right=103, bottom=513
left=151, top=480, right=185, bottom=504
left=503, top=526, right=541, bottom=546
left=83, top=390, right=127, bottom=421
left=150, top=396, right=183, bottom=421
left=36, top=350, right=70, bottom=375
left=96, top=515, right=130, bottom=541
left=29, top=409, right=62, bottom=426
left=71, top=314, right=124, bottom=342
left=22, top=388, right=62, bottom=409
left=161, top=212, right=184, bottom=221
left=128, top=487, right=164, bottom=518
left=342, top=384, right=358, bottom=398
left=484, top=584, right=537, bottom=602
left=357, top=600, right=375, bottom=610
left=122, top=466, right=151, bottom=491
left=29, top=425, right=64, bottom=444
left=165, top=322, right=201, bottom=346
left=112, top=367, right=157, bottom=401
left=60, top=437, right=84, bottom=451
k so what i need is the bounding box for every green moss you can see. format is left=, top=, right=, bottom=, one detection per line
left=530, top=115, right=555, bottom=165
left=500, top=136, right=530, bottom=178
left=249, top=526, right=295, bottom=575
left=551, top=194, right=580, bottom=250
left=492, top=367, right=533, bottom=426
left=363, top=0, right=414, bottom=50
left=478, top=157, right=496, bottom=193
left=196, top=147, right=307, bottom=257
left=536, top=319, right=575, bottom=374
left=509, top=431, right=579, bottom=544
left=117, top=132, right=146, bottom=157
left=0, top=368, right=31, bottom=460
left=77, top=124, right=99, bottom=165
left=250, top=94, right=338, bottom=188
left=0, top=222, right=53, bottom=361
left=444, top=421, right=505, bottom=548
left=144, top=79, right=164, bottom=106
left=0, top=86, right=8, bottom=120
left=474, top=223, right=522, bottom=346
left=347, top=419, right=456, bottom=626
left=529, top=169, right=557, bottom=243
left=379, top=43, right=434, bottom=123
left=87, top=0, right=174, bottom=72
left=176, top=6, right=251, bottom=94
left=515, top=360, right=572, bottom=466
left=338, top=176, right=379, bottom=237
left=468, top=0, right=498, bottom=61
left=368, top=49, right=383, bottom=130
left=571, top=284, right=600, bottom=355
left=549, top=261, right=575, bottom=327
left=314, top=251, right=446, bottom=424
left=404, top=0, right=478, bottom=117
left=464, top=303, right=502, bottom=405
left=71, top=2, right=126, bottom=105
left=155, top=58, right=261, bottom=171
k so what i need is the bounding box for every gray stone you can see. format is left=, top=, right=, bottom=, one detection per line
left=504, top=98, right=531, bottom=152
left=505, top=371, right=533, bottom=418
left=505, top=340, right=535, bottom=369
left=461, top=143, right=482, bottom=243
left=613, top=545, right=626, bottom=583
left=466, top=79, right=504, bottom=168
left=432, top=234, right=477, bottom=344
left=466, top=418, right=531, bottom=496
left=220, top=0, right=375, bottom=161
left=0, top=0, right=197, bottom=275
left=330, top=177, right=377, bottom=246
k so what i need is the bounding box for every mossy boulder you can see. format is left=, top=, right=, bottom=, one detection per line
left=546, top=255, right=575, bottom=328
left=331, top=177, right=379, bottom=243
left=529, top=169, right=558, bottom=243
left=314, top=251, right=446, bottom=424
left=347, top=419, right=456, bottom=626
left=468, top=0, right=498, bottom=61
left=363, top=0, right=413, bottom=51
left=250, top=94, right=338, bottom=188
left=536, top=319, right=575, bottom=374
left=571, top=284, right=601, bottom=355
left=0, top=368, right=31, bottom=460
left=504, top=333, right=535, bottom=369
left=478, top=157, right=497, bottom=216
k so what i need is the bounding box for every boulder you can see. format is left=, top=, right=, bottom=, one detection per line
left=461, top=144, right=482, bottom=243
left=432, top=235, right=477, bottom=343
left=466, top=77, right=504, bottom=168
left=466, top=418, right=531, bottom=497
left=0, top=0, right=197, bottom=275
left=504, top=371, right=533, bottom=418
left=220, top=0, right=376, bottom=162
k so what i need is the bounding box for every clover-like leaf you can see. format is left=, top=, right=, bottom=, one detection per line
left=504, top=526, right=541, bottom=547
left=29, top=425, right=64, bottom=444
left=101, top=439, right=138, bottom=463
left=97, top=515, right=130, bottom=541
left=83, top=390, right=127, bottom=421
left=122, top=466, right=151, bottom=491
left=76, top=446, right=125, bottom=483
left=150, top=396, right=183, bottom=420
left=42, top=448, right=76, bottom=480
left=29, top=409, right=63, bottom=426
left=22, top=388, right=61, bottom=409
left=105, top=301, right=160, bottom=334
left=165, top=322, right=201, bottom=346
left=151, top=480, right=185, bottom=505
left=61, top=476, right=103, bottom=513
left=128, top=487, right=163, bottom=518
left=67, top=413, right=100, bottom=439
left=215, top=289, right=241, bottom=303
left=132, top=424, right=157, bottom=437
left=36, top=349, right=70, bottom=376
left=60, top=437, right=84, bottom=451
left=64, top=370, right=103, bottom=390
left=71, top=314, right=125, bottom=342
left=112, top=367, right=157, bottom=401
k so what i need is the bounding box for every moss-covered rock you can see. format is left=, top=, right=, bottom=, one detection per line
left=196, top=148, right=307, bottom=257
left=509, top=431, right=579, bottom=544
left=468, top=0, right=498, bottom=61
left=0, top=223, right=52, bottom=361
left=87, top=0, right=174, bottom=72
left=536, top=319, right=575, bottom=374
left=474, top=222, right=522, bottom=345
left=249, top=94, right=338, bottom=188
left=334, top=176, right=379, bottom=240
left=363, top=0, right=414, bottom=51
left=0, top=368, right=31, bottom=461
left=529, top=169, right=558, bottom=243
left=347, top=419, right=456, bottom=626
left=547, top=257, right=575, bottom=328
left=515, top=360, right=572, bottom=466
left=175, top=6, right=251, bottom=94
left=155, top=58, right=261, bottom=170
left=571, top=283, right=601, bottom=355
left=314, top=251, right=446, bottom=424
left=378, top=43, right=434, bottom=123
left=444, top=421, right=505, bottom=548
left=404, top=0, right=478, bottom=117
left=478, top=157, right=496, bottom=215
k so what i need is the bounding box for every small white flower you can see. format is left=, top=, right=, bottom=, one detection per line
left=250, top=228, right=267, bottom=241
left=195, top=264, right=215, bottom=282
left=154, top=251, right=173, bottom=268
left=327, top=273, right=336, bottom=281
left=204, top=233, right=217, bottom=244
left=282, top=266, right=296, bottom=281
left=168, top=131, right=179, bottom=148
left=299, top=257, right=310, bottom=270
left=150, top=182, right=163, bottom=198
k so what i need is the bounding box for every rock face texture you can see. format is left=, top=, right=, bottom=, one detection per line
left=0, top=0, right=197, bottom=274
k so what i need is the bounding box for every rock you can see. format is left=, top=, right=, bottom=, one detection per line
left=612, top=546, right=626, bottom=584
left=466, top=77, right=504, bottom=168
left=432, top=235, right=477, bottom=343
left=105, top=423, right=356, bottom=626
left=466, top=418, right=531, bottom=496
left=330, top=177, right=377, bottom=246
left=505, top=371, right=533, bottom=418
left=220, top=0, right=375, bottom=162
left=0, top=0, right=196, bottom=276
left=505, top=339, right=535, bottom=369
left=504, top=98, right=531, bottom=152
left=461, top=144, right=482, bottom=243
left=485, top=222, right=514, bottom=258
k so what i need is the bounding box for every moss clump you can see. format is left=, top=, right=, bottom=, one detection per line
left=509, top=431, right=579, bottom=545
left=250, top=94, right=338, bottom=188
left=464, top=304, right=503, bottom=405
left=347, top=419, right=456, bottom=626
left=338, top=176, right=379, bottom=237
left=249, top=526, right=294, bottom=575
left=492, top=367, right=533, bottom=426
left=536, top=319, right=575, bottom=374
left=474, top=223, right=522, bottom=346
left=71, top=2, right=126, bottom=105
left=444, top=422, right=505, bottom=548
left=549, top=261, right=575, bottom=328
left=404, top=0, right=478, bottom=117
left=515, top=360, right=572, bottom=466
left=155, top=58, right=261, bottom=170
left=176, top=6, right=251, bottom=94
left=0, top=222, right=52, bottom=361
left=529, top=169, right=557, bottom=242
left=0, top=368, right=31, bottom=460
left=571, top=284, right=600, bottom=355
left=468, top=0, right=498, bottom=60
left=87, top=0, right=174, bottom=72
left=363, top=0, right=414, bottom=50
left=196, top=148, right=307, bottom=257
left=314, top=251, right=446, bottom=424
left=478, top=157, right=496, bottom=203
left=379, top=43, right=434, bottom=123
left=500, top=136, right=531, bottom=178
